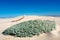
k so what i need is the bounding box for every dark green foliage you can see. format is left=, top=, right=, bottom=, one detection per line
left=2, top=19, right=56, bottom=37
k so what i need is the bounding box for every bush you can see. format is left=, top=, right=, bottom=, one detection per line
left=2, top=19, right=56, bottom=37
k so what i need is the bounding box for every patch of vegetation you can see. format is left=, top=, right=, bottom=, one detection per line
left=2, top=19, right=56, bottom=37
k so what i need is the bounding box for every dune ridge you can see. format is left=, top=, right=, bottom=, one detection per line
left=0, top=16, right=60, bottom=40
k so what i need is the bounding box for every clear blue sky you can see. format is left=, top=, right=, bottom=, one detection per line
left=0, top=0, right=60, bottom=17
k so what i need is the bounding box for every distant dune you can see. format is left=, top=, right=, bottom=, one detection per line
left=0, top=16, right=60, bottom=40
left=46, top=15, right=60, bottom=17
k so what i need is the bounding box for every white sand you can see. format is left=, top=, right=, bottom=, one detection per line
left=0, top=16, right=60, bottom=40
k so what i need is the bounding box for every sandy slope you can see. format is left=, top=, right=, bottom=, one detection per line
left=0, top=16, right=60, bottom=40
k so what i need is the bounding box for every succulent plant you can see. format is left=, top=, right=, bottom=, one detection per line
left=2, top=19, right=56, bottom=37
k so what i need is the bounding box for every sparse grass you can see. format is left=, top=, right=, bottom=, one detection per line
left=2, top=19, right=56, bottom=37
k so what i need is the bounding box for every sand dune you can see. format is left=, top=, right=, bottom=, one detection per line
left=0, top=16, right=60, bottom=40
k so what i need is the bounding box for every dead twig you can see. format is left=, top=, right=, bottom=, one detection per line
left=11, top=16, right=24, bottom=22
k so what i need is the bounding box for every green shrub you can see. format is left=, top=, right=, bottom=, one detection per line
left=2, top=19, right=56, bottom=37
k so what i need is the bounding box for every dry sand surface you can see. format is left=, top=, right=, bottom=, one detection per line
left=0, top=16, right=60, bottom=40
